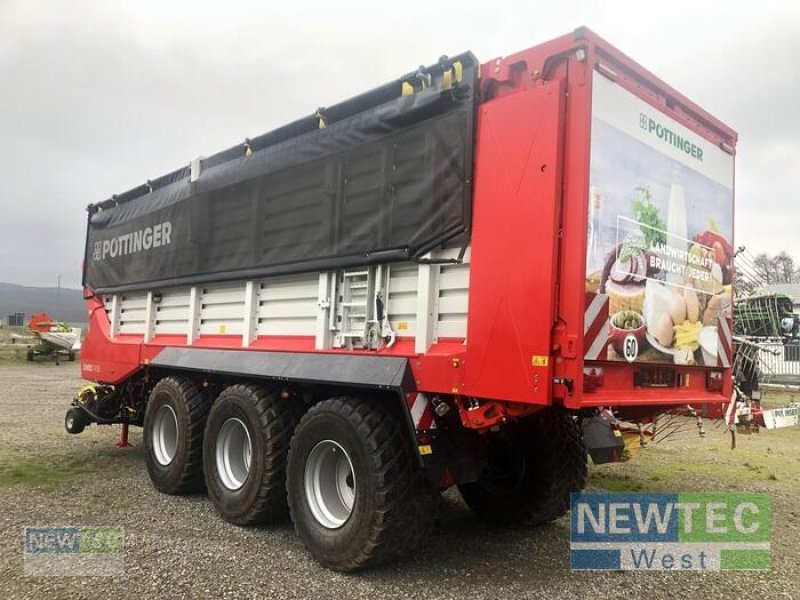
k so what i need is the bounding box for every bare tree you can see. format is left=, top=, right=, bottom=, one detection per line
left=752, top=253, right=776, bottom=284
left=734, top=268, right=760, bottom=298
left=737, top=250, right=800, bottom=298
left=773, top=251, right=796, bottom=283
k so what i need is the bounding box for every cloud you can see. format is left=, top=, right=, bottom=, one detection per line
left=0, top=0, right=797, bottom=287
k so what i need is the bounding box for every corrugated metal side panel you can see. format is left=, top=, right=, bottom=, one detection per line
left=103, top=295, right=113, bottom=319
left=118, top=292, right=148, bottom=334
left=387, top=263, right=419, bottom=336
left=154, top=288, right=191, bottom=335
left=98, top=245, right=470, bottom=343
left=200, top=282, right=245, bottom=335
left=257, top=273, right=318, bottom=336
left=437, top=264, right=470, bottom=339
left=436, top=245, right=470, bottom=340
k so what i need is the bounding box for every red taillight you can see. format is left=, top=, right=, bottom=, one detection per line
left=706, top=370, right=724, bottom=391
left=583, top=367, right=604, bottom=392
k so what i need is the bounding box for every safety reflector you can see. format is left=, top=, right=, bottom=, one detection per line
left=584, top=293, right=610, bottom=360
left=406, top=393, right=437, bottom=430
left=717, top=316, right=732, bottom=368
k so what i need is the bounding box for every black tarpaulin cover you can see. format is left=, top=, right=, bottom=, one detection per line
left=83, top=54, right=478, bottom=293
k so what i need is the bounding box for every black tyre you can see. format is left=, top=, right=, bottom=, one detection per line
left=143, top=376, right=211, bottom=495
left=65, top=407, right=88, bottom=434
left=458, top=408, right=587, bottom=527
left=286, top=397, right=434, bottom=571
left=26, top=347, right=34, bottom=362
left=68, top=351, right=75, bottom=362
left=203, top=384, right=299, bottom=525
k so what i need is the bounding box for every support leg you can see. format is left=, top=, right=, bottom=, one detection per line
left=114, top=421, right=132, bottom=448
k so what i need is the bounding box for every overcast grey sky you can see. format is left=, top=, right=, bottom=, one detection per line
left=1, top=0, right=798, bottom=288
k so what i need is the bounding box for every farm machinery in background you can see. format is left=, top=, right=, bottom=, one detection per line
left=723, top=248, right=800, bottom=437
left=26, top=312, right=81, bottom=364
left=604, top=248, right=800, bottom=453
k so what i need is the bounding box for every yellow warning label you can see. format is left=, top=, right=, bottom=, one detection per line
left=397, top=321, right=409, bottom=331
left=613, top=430, right=622, bottom=437
left=531, top=355, right=549, bottom=367
left=219, top=324, right=227, bottom=334
left=418, top=445, right=433, bottom=456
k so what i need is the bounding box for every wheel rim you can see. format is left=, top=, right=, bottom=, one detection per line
left=152, top=405, right=179, bottom=466
left=304, top=440, right=356, bottom=529
left=66, top=413, right=74, bottom=429
left=216, top=418, right=252, bottom=491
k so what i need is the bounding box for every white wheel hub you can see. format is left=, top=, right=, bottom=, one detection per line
left=216, top=418, right=252, bottom=491
left=304, top=440, right=356, bottom=529
left=153, top=405, right=179, bottom=466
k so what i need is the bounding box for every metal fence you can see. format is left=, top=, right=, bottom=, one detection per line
left=757, top=340, right=800, bottom=383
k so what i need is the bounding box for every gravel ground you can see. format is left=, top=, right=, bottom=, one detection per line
left=1, top=362, right=799, bottom=599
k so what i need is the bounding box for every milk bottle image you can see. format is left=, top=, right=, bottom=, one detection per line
left=665, top=163, right=688, bottom=285
left=587, top=186, right=603, bottom=273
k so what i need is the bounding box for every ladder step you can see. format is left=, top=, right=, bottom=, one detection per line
left=341, top=302, right=367, bottom=308
left=343, top=271, right=369, bottom=278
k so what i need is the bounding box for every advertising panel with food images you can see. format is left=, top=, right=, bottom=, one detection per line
left=585, top=73, right=734, bottom=366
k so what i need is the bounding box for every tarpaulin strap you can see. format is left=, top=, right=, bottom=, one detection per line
left=441, top=61, right=464, bottom=91
left=452, top=61, right=463, bottom=82
left=315, top=108, right=328, bottom=129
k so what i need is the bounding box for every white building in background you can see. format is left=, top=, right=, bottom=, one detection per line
left=760, top=283, right=800, bottom=313
left=754, top=284, right=800, bottom=382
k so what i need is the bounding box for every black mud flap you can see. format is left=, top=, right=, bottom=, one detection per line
left=149, top=347, right=424, bottom=466
left=582, top=415, right=625, bottom=464
left=150, top=347, right=413, bottom=390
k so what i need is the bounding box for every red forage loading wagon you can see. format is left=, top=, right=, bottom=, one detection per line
left=69, top=27, right=737, bottom=570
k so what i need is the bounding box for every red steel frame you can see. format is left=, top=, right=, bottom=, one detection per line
left=80, top=28, right=737, bottom=421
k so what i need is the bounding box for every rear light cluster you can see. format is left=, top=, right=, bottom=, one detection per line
left=583, top=367, right=728, bottom=392
left=706, top=370, right=724, bottom=391
left=583, top=367, right=604, bottom=392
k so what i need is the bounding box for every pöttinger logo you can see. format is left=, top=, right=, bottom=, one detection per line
left=570, top=493, right=770, bottom=571
left=640, top=112, right=649, bottom=130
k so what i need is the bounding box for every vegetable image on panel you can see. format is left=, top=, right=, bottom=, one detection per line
left=585, top=74, right=734, bottom=366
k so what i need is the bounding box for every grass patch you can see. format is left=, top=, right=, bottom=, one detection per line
left=0, top=448, right=103, bottom=487
left=642, top=451, right=789, bottom=487
left=0, top=351, right=28, bottom=364
left=586, top=471, right=648, bottom=492
left=760, top=389, right=798, bottom=409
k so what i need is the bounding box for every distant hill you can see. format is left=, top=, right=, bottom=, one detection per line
left=0, top=282, right=85, bottom=325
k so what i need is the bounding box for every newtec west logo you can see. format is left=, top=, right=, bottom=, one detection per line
left=570, top=493, right=770, bottom=571
left=639, top=112, right=704, bottom=162
left=24, top=527, right=124, bottom=577
left=25, top=527, right=123, bottom=554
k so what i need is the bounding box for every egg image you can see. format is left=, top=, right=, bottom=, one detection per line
left=655, top=313, right=674, bottom=347
left=668, top=293, right=687, bottom=325
left=684, top=288, right=699, bottom=322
